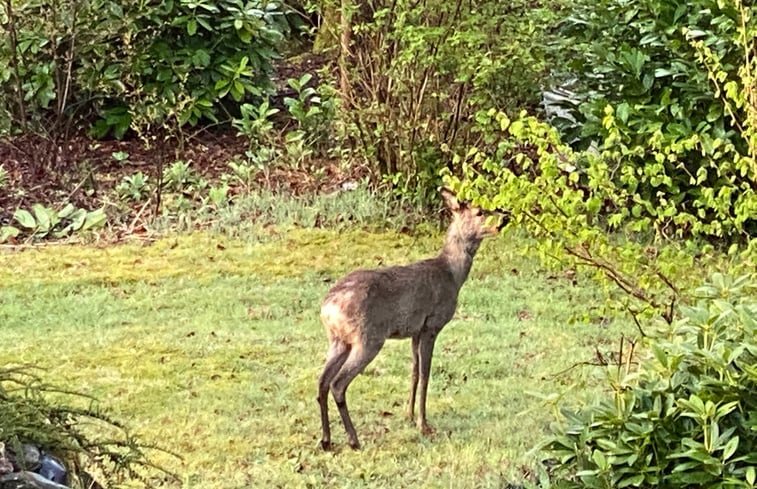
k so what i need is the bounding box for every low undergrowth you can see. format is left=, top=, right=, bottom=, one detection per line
left=148, top=185, right=429, bottom=239
left=0, top=365, right=175, bottom=488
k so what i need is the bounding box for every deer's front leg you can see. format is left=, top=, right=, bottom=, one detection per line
left=416, top=331, right=437, bottom=435
left=407, top=334, right=420, bottom=421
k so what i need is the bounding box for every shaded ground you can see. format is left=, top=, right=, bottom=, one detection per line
left=0, top=131, right=244, bottom=217
left=0, top=53, right=352, bottom=229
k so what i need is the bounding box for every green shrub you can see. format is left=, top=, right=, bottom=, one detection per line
left=440, top=0, right=755, bottom=325
left=115, top=172, right=150, bottom=202
left=0, top=203, right=106, bottom=242
left=232, top=98, right=280, bottom=153
left=283, top=73, right=337, bottom=152
left=231, top=76, right=337, bottom=175
left=444, top=107, right=756, bottom=324
left=553, top=0, right=750, bottom=145
left=162, top=160, right=205, bottom=193
left=549, top=0, right=757, bottom=238
left=0, top=0, right=295, bottom=139
left=546, top=274, right=757, bottom=488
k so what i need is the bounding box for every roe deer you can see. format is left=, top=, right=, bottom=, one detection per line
left=317, top=188, right=505, bottom=450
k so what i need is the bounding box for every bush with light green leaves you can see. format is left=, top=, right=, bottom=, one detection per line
left=443, top=99, right=755, bottom=320
left=548, top=0, right=757, bottom=239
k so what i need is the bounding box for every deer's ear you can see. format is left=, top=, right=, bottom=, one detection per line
left=440, top=187, right=462, bottom=211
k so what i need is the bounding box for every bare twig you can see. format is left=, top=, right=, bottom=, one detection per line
left=565, top=245, right=658, bottom=307
left=58, top=0, right=80, bottom=122
left=549, top=361, right=613, bottom=379
left=617, top=334, right=624, bottom=378
left=128, top=198, right=153, bottom=234
left=625, top=337, right=636, bottom=377
left=338, top=0, right=353, bottom=109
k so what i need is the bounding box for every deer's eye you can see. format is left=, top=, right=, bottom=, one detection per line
left=472, top=208, right=482, bottom=216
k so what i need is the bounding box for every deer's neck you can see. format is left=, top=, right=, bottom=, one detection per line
left=439, top=233, right=482, bottom=289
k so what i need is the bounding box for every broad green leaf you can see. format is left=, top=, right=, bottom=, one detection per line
left=0, top=226, right=20, bottom=242
left=13, top=209, right=36, bottom=229
left=721, top=436, right=738, bottom=461
left=82, top=208, right=107, bottom=231
left=70, top=209, right=87, bottom=231
left=616, top=103, right=630, bottom=123
left=32, top=204, right=54, bottom=235
left=592, top=449, right=608, bottom=470
left=58, top=203, right=76, bottom=219
left=53, top=223, right=74, bottom=239
left=617, top=474, right=644, bottom=487
left=196, top=16, right=212, bottom=31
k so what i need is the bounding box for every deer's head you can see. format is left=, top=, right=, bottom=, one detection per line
left=441, top=188, right=509, bottom=244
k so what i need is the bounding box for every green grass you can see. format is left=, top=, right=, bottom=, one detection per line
left=0, top=228, right=626, bottom=488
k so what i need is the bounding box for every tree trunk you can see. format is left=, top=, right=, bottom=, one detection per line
left=3, top=0, right=27, bottom=132
left=338, top=0, right=353, bottom=109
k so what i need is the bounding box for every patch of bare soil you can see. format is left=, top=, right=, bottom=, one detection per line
left=0, top=130, right=243, bottom=225
left=0, top=129, right=366, bottom=228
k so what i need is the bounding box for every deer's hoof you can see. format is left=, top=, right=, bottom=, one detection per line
left=348, top=439, right=361, bottom=450
left=321, top=439, right=333, bottom=451
left=419, top=423, right=436, bottom=436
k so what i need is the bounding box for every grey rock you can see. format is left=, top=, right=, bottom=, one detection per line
left=0, top=458, right=12, bottom=477
left=0, top=471, right=70, bottom=489
left=36, top=456, right=66, bottom=485
left=19, top=446, right=40, bottom=472
left=0, top=444, right=13, bottom=476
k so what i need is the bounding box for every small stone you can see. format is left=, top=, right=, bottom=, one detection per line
left=20, top=446, right=40, bottom=472
left=37, top=455, right=67, bottom=486
left=0, top=471, right=70, bottom=489
left=0, top=443, right=13, bottom=476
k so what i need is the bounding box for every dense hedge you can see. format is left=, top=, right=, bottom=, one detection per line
left=0, top=0, right=296, bottom=138
left=548, top=0, right=757, bottom=238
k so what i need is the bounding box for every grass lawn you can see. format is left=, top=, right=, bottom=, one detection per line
left=0, top=228, right=626, bottom=488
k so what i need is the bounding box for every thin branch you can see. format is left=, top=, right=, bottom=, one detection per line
left=548, top=361, right=612, bottom=379
left=565, top=245, right=654, bottom=306
left=617, top=334, right=624, bottom=378
left=626, top=306, right=649, bottom=337
left=656, top=270, right=680, bottom=296
left=58, top=0, right=80, bottom=121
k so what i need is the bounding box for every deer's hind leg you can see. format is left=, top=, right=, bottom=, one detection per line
left=318, top=339, right=350, bottom=451
left=330, top=340, right=384, bottom=449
